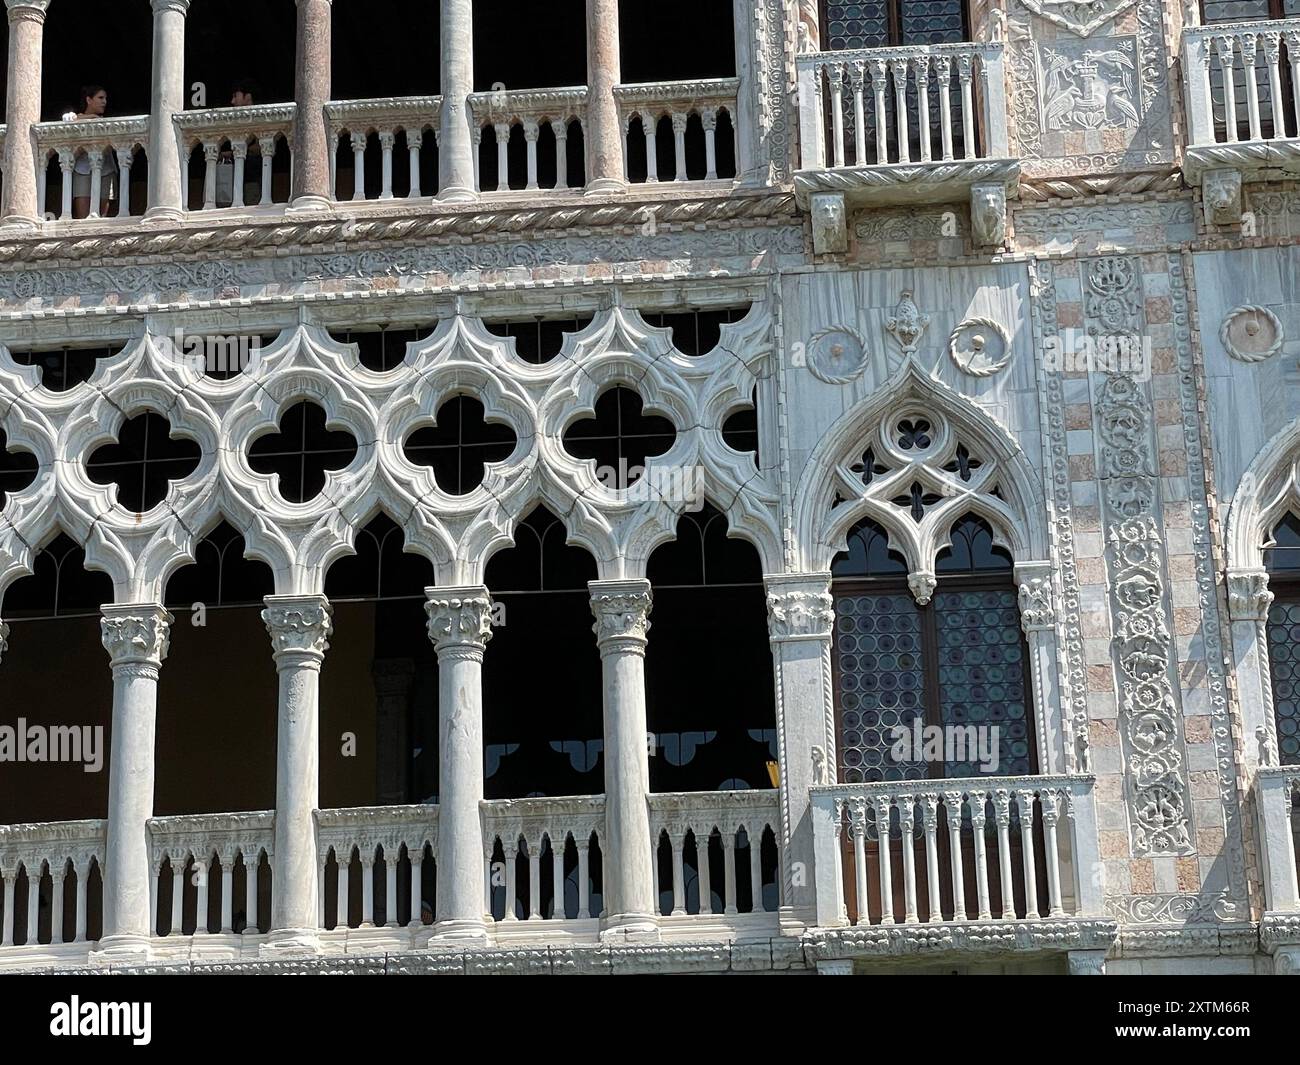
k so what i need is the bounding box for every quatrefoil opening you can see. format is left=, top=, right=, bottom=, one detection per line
left=86, top=412, right=202, bottom=514
left=404, top=395, right=518, bottom=496
left=247, top=401, right=359, bottom=504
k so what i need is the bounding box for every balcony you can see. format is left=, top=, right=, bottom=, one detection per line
left=807, top=776, right=1115, bottom=968
left=794, top=41, right=1016, bottom=250
left=32, top=115, right=150, bottom=221
left=1255, top=768, right=1300, bottom=964
left=1182, top=19, right=1300, bottom=224
left=175, top=104, right=297, bottom=212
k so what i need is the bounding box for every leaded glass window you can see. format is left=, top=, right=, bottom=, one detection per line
left=831, top=514, right=1034, bottom=782
left=1264, top=514, right=1300, bottom=765
left=821, top=0, right=968, bottom=49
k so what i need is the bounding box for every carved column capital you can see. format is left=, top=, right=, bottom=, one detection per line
left=101, top=604, right=173, bottom=670
left=589, top=579, right=652, bottom=651
left=4, top=0, right=50, bottom=25
left=1015, top=562, right=1057, bottom=632
left=1227, top=568, right=1273, bottom=622
left=150, top=0, right=191, bottom=14
left=262, top=594, right=333, bottom=666
left=764, top=572, right=834, bottom=642
left=424, top=585, right=493, bottom=659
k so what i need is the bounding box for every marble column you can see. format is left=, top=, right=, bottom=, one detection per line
left=437, top=0, right=476, bottom=202
left=730, top=0, right=759, bottom=184
left=590, top=579, right=658, bottom=940
left=425, top=586, right=492, bottom=942
left=261, top=594, right=332, bottom=954
left=145, top=0, right=190, bottom=221
left=290, top=0, right=334, bottom=211
left=764, top=572, right=836, bottom=932
left=1, top=0, right=49, bottom=229
left=584, top=0, right=625, bottom=194
left=95, top=604, right=173, bottom=960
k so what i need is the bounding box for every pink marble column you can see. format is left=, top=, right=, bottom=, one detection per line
left=1, top=0, right=50, bottom=229
left=437, top=0, right=475, bottom=201
left=144, top=0, right=191, bottom=222
left=290, top=0, right=334, bottom=211
left=585, top=0, right=625, bottom=194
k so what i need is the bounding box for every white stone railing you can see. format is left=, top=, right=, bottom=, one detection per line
left=811, top=775, right=1102, bottom=928
left=174, top=103, right=296, bottom=211
left=482, top=795, right=605, bottom=922
left=0, top=819, right=105, bottom=948
left=147, top=811, right=274, bottom=937
left=614, top=77, right=740, bottom=183
left=1184, top=20, right=1300, bottom=146
left=33, top=115, right=149, bottom=220
left=648, top=789, right=780, bottom=916
left=795, top=43, right=1008, bottom=170
left=1256, top=767, right=1300, bottom=912
left=316, top=804, right=437, bottom=930
left=326, top=96, right=443, bottom=202
left=468, top=87, right=588, bottom=193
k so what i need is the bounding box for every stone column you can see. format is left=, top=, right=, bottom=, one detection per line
left=145, top=0, right=190, bottom=221
left=437, top=0, right=476, bottom=202
left=730, top=0, right=758, bottom=183
left=590, top=579, right=658, bottom=940
left=95, top=604, right=173, bottom=961
left=261, top=594, right=332, bottom=954
left=584, top=0, right=625, bottom=194
left=1, top=0, right=49, bottom=230
left=290, top=0, right=334, bottom=211
left=425, top=586, right=492, bottom=942
left=372, top=659, right=415, bottom=805
left=764, top=572, right=836, bottom=933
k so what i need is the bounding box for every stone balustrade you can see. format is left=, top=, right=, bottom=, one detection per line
left=467, top=87, right=588, bottom=194
left=32, top=116, right=149, bottom=220
left=315, top=804, right=438, bottom=930
left=0, top=819, right=105, bottom=950
left=325, top=96, right=443, bottom=202
left=614, top=77, right=740, bottom=184
left=147, top=811, right=274, bottom=937
left=174, top=104, right=296, bottom=212
left=811, top=775, right=1102, bottom=929
left=648, top=789, right=779, bottom=917
left=1256, top=767, right=1300, bottom=913
left=1184, top=19, right=1300, bottom=147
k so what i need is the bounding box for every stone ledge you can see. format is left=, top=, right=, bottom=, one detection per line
left=1260, top=912, right=1300, bottom=951
left=1116, top=923, right=1260, bottom=959
left=803, top=918, right=1119, bottom=962
left=793, top=159, right=1021, bottom=210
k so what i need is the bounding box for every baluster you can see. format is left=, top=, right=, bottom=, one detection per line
left=170, top=856, right=184, bottom=936
left=522, top=119, right=540, bottom=191
left=663, top=832, right=683, bottom=915
left=898, top=794, right=918, bottom=923
left=1264, top=32, right=1285, bottom=138
left=1041, top=790, right=1066, bottom=918
left=552, top=120, right=569, bottom=190
left=934, top=56, right=954, bottom=160
left=1288, top=31, right=1300, bottom=140
left=408, top=130, right=423, bottom=197
left=993, top=790, right=1015, bottom=919
left=336, top=850, right=350, bottom=928
left=384, top=851, right=399, bottom=927
left=829, top=63, right=846, bottom=167
left=696, top=831, right=713, bottom=915
left=472, top=125, right=482, bottom=191
left=231, top=141, right=248, bottom=208
left=1017, top=790, right=1041, bottom=920
left=1242, top=33, right=1262, bottom=141
left=1, top=867, right=13, bottom=945
left=916, top=57, right=933, bottom=162
left=50, top=865, right=66, bottom=945
left=921, top=795, right=942, bottom=922
left=722, top=831, right=739, bottom=915
left=833, top=801, right=848, bottom=924
left=1196, top=37, right=1216, bottom=143
left=25, top=864, right=41, bottom=944
left=701, top=109, right=718, bottom=180
left=87, top=148, right=104, bottom=218
left=970, top=793, right=992, bottom=920
left=643, top=113, right=659, bottom=182
left=957, top=54, right=976, bottom=158
left=528, top=837, right=542, bottom=919
left=149, top=859, right=159, bottom=937
left=259, top=136, right=276, bottom=206
left=748, top=829, right=763, bottom=912
left=550, top=835, right=566, bottom=919
left=849, top=62, right=867, bottom=166
left=848, top=800, right=869, bottom=925
left=670, top=112, right=688, bottom=181
left=317, top=855, right=326, bottom=929
left=493, top=122, right=510, bottom=191
left=219, top=851, right=234, bottom=933
left=576, top=839, right=591, bottom=918
left=891, top=57, right=911, bottom=164
left=360, top=854, right=376, bottom=926
left=75, top=861, right=89, bottom=943
left=621, top=113, right=631, bottom=181
left=1217, top=35, right=1239, bottom=143
left=379, top=131, right=395, bottom=199
left=329, top=129, right=338, bottom=198
left=483, top=850, right=492, bottom=918
left=115, top=143, right=134, bottom=217
left=351, top=131, right=367, bottom=200
left=503, top=839, right=519, bottom=920
left=247, top=852, right=260, bottom=933
left=409, top=845, right=424, bottom=926
left=872, top=796, right=895, bottom=925
left=943, top=791, right=967, bottom=921
left=870, top=58, right=889, bottom=163
left=195, top=854, right=211, bottom=934
left=58, top=148, right=74, bottom=219
left=202, top=142, right=219, bottom=210
left=37, top=153, right=49, bottom=220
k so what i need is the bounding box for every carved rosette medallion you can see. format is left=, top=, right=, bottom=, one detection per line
left=1220, top=305, right=1284, bottom=364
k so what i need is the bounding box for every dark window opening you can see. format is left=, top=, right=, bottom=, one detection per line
left=642, top=305, right=750, bottom=356
left=721, top=389, right=761, bottom=469
left=9, top=345, right=120, bottom=393
left=0, top=431, right=39, bottom=509
left=247, top=401, right=358, bottom=504
left=484, top=316, right=592, bottom=364
left=562, top=387, right=677, bottom=487
left=164, top=521, right=274, bottom=610
left=331, top=323, right=435, bottom=373
left=620, top=0, right=736, bottom=81
left=472, top=1, right=585, bottom=91
left=86, top=412, right=202, bottom=514
left=404, top=395, right=518, bottom=496
left=330, top=0, right=441, bottom=100
left=2, top=534, right=113, bottom=619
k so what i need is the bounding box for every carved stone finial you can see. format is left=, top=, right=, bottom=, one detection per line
left=886, top=291, right=931, bottom=358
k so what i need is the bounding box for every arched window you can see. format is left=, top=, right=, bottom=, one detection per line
left=831, top=513, right=1034, bottom=782
left=1264, top=513, right=1300, bottom=765
left=821, top=0, right=969, bottom=50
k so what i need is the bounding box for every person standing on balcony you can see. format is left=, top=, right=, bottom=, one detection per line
left=217, top=79, right=264, bottom=208
left=63, top=86, right=116, bottom=219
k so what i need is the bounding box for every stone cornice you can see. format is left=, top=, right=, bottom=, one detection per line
left=612, top=78, right=741, bottom=111
left=793, top=158, right=1020, bottom=209
left=1017, top=166, right=1185, bottom=202
left=803, top=918, right=1119, bottom=960
left=324, top=96, right=443, bottom=130
left=0, top=188, right=797, bottom=269
left=174, top=103, right=297, bottom=137
left=33, top=116, right=150, bottom=151
left=467, top=87, right=587, bottom=123
left=1184, top=140, right=1300, bottom=185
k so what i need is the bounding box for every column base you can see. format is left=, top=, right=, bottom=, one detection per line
left=0, top=215, right=41, bottom=233
left=259, top=927, right=322, bottom=957
left=778, top=905, right=811, bottom=937
left=142, top=206, right=184, bottom=223
left=88, top=934, right=152, bottom=966
left=286, top=194, right=334, bottom=214
left=599, top=913, right=660, bottom=943
left=584, top=177, right=626, bottom=196
left=430, top=917, right=489, bottom=945
left=436, top=185, right=477, bottom=204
